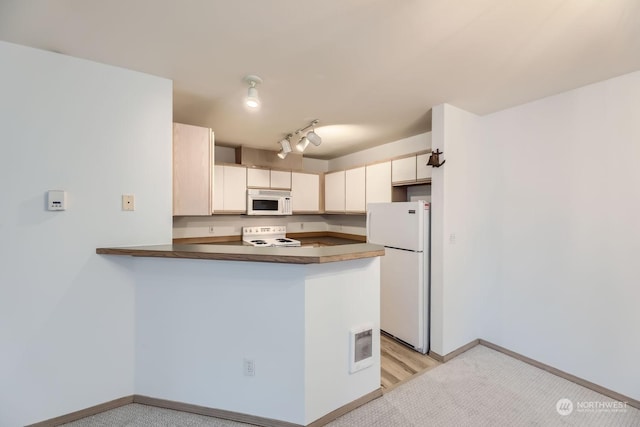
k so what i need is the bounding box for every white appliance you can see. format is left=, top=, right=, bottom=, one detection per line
left=242, top=225, right=301, bottom=247
left=246, top=189, right=292, bottom=216
left=366, top=201, right=430, bottom=354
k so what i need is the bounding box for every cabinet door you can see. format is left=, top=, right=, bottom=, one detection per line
left=223, top=165, right=247, bottom=212
left=291, top=172, right=320, bottom=212
left=270, top=170, right=292, bottom=189
left=324, top=171, right=345, bottom=212
left=366, top=161, right=391, bottom=205
left=247, top=168, right=270, bottom=188
left=392, top=156, right=417, bottom=184
left=345, top=166, right=366, bottom=212
left=172, top=123, right=213, bottom=215
left=416, top=153, right=432, bottom=181
left=213, top=165, right=224, bottom=212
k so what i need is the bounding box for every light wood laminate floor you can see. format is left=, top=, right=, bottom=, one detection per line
left=380, top=333, right=440, bottom=391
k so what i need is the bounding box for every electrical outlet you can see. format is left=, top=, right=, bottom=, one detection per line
left=243, top=358, right=255, bottom=377
left=209, top=226, right=215, bottom=234
left=122, top=194, right=134, bottom=211
left=300, top=223, right=304, bottom=230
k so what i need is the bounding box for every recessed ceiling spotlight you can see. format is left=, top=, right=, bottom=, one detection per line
left=243, top=75, right=263, bottom=109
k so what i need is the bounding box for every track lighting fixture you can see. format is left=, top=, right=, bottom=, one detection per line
left=296, top=136, right=310, bottom=152
left=275, top=120, right=321, bottom=159
left=244, top=75, right=262, bottom=109
left=277, top=135, right=292, bottom=159
left=306, top=128, right=322, bottom=146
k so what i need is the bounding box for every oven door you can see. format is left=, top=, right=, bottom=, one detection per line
left=247, top=196, right=282, bottom=215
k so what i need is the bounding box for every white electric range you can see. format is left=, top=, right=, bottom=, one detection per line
left=242, top=226, right=301, bottom=247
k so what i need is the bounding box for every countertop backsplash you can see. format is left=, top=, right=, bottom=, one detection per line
left=172, top=214, right=364, bottom=239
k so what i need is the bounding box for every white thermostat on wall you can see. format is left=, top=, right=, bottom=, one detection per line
left=349, top=323, right=375, bottom=374
left=47, top=190, right=67, bottom=211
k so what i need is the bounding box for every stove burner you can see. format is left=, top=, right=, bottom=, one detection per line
left=242, top=226, right=301, bottom=247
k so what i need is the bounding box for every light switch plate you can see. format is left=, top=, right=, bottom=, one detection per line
left=122, top=194, right=135, bottom=211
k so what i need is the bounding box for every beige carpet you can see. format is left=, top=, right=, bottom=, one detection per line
left=64, top=345, right=640, bottom=427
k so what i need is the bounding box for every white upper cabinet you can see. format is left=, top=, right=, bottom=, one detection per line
left=366, top=161, right=391, bottom=204
left=246, top=168, right=270, bottom=188
left=213, top=164, right=224, bottom=212
left=324, top=170, right=346, bottom=212
left=172, top=123, right=214, bottom=216
left=270, top=170, right=292, bottom=189
left=291, top=172, right=320, bottom=212
left=345, top=166, right=366, bottom=212
left=416, top=153, right=432, bottom=181
left=247, top=168, right=291, bottom=189
left=214, top=164, right=247, bottom=213
left=392, top=156, right=417, bottom=184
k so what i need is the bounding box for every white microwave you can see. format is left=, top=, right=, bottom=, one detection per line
left=246, top=189, right=292, bottom=215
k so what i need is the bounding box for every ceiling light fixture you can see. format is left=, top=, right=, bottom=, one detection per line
left=295, top=119, right=320, bottom=153
left=244, top=75, right=263, bottom=109
left=277, top=134, right=292, bottom=159
left=296, top=136, right=310, bottom=153
left=276, top=120, right=321, bottom=159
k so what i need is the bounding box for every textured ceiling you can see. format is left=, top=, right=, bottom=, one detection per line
left=1, top=0, right=639, bottom=159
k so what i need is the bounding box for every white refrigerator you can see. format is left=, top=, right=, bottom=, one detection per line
left=366, top=201, right=430, bottom=354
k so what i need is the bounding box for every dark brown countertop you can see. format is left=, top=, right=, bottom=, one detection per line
left=96, top=242, right=384, bottom=264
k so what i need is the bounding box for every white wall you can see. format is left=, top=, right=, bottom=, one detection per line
left=430, top=104, right=488, bottom=356
left=134, top=259, right=307, bottom=423
left=329, top=132, right=430, bottom=171
left=433, top=70, right=640, bottom=401
left=480, top=71, right=640, bottom=400
left=304, top=258, right=380, bottom=424
left=0, top=42, right=172, bottom=426
left=134, top=257, right=380, bottom=425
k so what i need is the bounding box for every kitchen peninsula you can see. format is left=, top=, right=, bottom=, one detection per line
left=96, top=243, right=384, bottom=427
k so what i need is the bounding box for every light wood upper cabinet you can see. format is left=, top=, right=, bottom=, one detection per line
left=345, top=166, right=366, bottom=212
left=416, top=153, right=432, bottom=181
left=366, top=161, right=392, bottom=204
left=173, top=123, right=214, bottom=216
left=246, top=168, right=270, bottom=188
left=247, top=168, right=291, bottom=189
left=324, top=170, right=345, bottom=212
left=213, top=164, right=247, bottom=213
left=213, top=164, right=224, bottom=212
left=392, top=153, right=432, bottom=185
left=392, top=156, right=417, bottom=184
left=270, top=170, right=291, bottom=189
left=291, top=172, right=320, bottom=213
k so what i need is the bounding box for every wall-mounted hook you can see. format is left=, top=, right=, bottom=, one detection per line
left=426, top=149, right=446, bottom=167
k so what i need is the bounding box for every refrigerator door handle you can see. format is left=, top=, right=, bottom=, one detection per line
left=366, top=211, right=371, bottom=242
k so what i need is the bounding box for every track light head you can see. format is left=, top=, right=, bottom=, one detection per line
left=279, top=136, right=292, bottom=154
left=277, top=150, right=288, bottom=159
left=275, top=135, right=292, bottom=160
left=306, top=130, right=322, bottom=146
left=243, top=75, right=262, bottom=109
left=296, top=136, right=310, bottom=152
